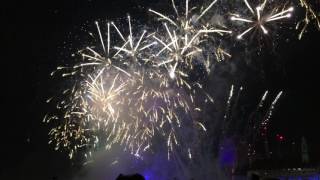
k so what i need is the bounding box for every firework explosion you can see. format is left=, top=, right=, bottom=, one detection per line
left=45, top=0, right=319, bottom=162
left=230, top=0, right=293, bottom=39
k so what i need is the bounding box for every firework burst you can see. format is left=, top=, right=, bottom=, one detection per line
left=149, top=0, right=232, bottom=79
left=230, top=0, right=293, bottom=40
left=45, top=0, right=319, bottom=163
left=46, top=13, right=210, bottom=160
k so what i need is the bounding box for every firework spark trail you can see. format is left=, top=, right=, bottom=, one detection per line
left=219, top=89, right=283, bottom=163
left=258, top=91, right=269, bottom=108
left=85, top=69, right=195, bottom=158
left=223, top=85, right=234, bottom=121
left=246, top=90, right=270, bottom=158
left=113, top=15, right=158, bottom=60
left=261, top=91, right=283, bottom=128
left=243, top=90, right=282, bottom=140
left=230, top=0, right=294, bottom=39
left=214, top=46, right=232, bottom=62
left=296, top=0, right=320, bottom=39
left=149, top=0, right=231, bottom=86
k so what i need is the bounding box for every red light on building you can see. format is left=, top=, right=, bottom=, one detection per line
left=276, top=134, right=285, bottom=142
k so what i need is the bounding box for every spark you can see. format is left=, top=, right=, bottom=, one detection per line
left=261, top=91, right=283, bottom=129
left=188, top=148, right=192, bottom=159
left=231, top=0, right=293, bottom=39
left=224, top=85, right=234, bottom=120
left=113, top=16, right=157, bottom=62
left=95, top=21, right=107, bottom=55
left=258, top=91, right=269, bottom=108
left=296, top=0, right=320, bottom=39
left=150, top=0, right=231, bottom=88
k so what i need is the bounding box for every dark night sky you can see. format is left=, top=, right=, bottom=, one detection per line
left=2, top=0, right=320, bottom=179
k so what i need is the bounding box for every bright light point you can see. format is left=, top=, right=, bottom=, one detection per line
left=236, top=35, right=242, bottom=40
left=260, top=25, right=268, bottom=34
left=230, top=16, right=236, bottom=21
left=256, top=6, right=261, bottom=11
left=288, top=7, right=294, bottom=12
left=188, top=148, right=192, bottom=159
left=169, top=70, right=175, bottom=79
left=134, top=153, right=141, bottom=158
left=287, top=14, right=292, bottom=18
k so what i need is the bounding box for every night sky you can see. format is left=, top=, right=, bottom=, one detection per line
left=2, top=0, right=320, bottom=179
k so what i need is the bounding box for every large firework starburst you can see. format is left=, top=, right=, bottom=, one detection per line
left=45, top=0, right=319, bottom=162
left=230, top=0, right=294, bottom=39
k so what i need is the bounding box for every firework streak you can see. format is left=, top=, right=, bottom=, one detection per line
left=45, top=0, right=319, bottom=160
